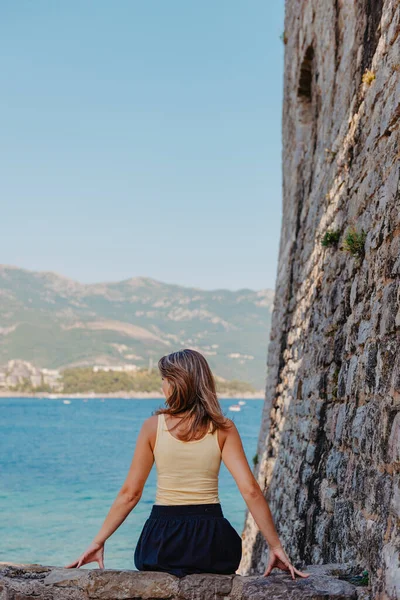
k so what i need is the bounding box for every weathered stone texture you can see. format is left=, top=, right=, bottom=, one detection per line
left=0, top=562, right=362, bottom=600
left=240, top=1, right=400, bottom=599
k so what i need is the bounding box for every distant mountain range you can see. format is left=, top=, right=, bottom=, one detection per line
left=0, top=265, right=274, bottom=388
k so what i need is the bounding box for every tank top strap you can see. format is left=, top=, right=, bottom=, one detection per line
left=159, top=412, right=167, bottom=436
left=154, top=412, right=164, bottom=453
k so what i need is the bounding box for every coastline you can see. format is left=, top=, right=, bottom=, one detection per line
left=0, top=390, right=264, bottom=399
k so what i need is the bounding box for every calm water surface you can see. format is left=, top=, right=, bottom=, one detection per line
left=0, top=397, right=263, bottom=569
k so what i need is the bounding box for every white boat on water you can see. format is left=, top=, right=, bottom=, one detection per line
left=63, top=399, right=71, bottom=404
left=228, top=404, right=241, bottom=412
left=238, top=400, right=246, bottom=405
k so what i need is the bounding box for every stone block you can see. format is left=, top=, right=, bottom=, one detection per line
left=388, top=411, right=400, bottom=464
left=178, top=573, right=233, bottom=599
left=380, top=283, right=399, bottom=337
left=86, top=569, right=179, bottom=599
left=240, top=571, right=357, bottom=599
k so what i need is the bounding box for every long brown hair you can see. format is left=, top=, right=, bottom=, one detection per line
left=155, top=348, right=231, bottom=442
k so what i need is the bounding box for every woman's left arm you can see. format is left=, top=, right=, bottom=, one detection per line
left=65, top=417, right=155, bottom=568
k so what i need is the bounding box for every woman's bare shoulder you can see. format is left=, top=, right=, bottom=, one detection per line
left=143, top=415, right=160, bottom=452
left=220, top=416, right=237, bottom=431
left=216, top=417, right=239, bottom=447
left=142, top=414, right=159, bottom=435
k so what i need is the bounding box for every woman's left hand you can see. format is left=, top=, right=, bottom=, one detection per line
left=263, top=544, right=310, bottom=579
left=64, top=541, right=105, bottom=569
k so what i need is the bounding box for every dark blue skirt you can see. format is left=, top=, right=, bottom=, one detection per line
left=134, top=503, right=242, bottom=577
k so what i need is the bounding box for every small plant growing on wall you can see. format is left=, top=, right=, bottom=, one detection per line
left=252, top=453, right=259, bottom=467
left=321, top=229, right=341, bottom=247
left=342, top=227, right=367, bottom=258
left=279, top=31, right=288, bottom=44
left=324, top=147, right=337, bottom=162
left=343, top=569, right=369, bottom=587
left=362, top=69, right=376, bottom=85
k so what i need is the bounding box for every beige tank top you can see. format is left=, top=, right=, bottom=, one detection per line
left=153, top=413, right=222, bottom=505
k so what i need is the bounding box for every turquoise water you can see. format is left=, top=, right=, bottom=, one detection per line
left=0, top=397, right=263, bottom=570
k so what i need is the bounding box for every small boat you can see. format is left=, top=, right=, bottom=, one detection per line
left=228, top=404, right=241, bottom=412
left=63, top=399, right=71, bottom=405
left=238, top=400, right=246, bottom=406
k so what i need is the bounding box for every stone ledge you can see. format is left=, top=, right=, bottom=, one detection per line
left=0, top=561, right=370, bottom=599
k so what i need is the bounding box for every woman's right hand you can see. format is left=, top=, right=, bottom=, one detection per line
left=263, top=544, right=311, bottom=579
left=64, top=541, right=105, bottom=569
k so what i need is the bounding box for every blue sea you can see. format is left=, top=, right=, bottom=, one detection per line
left=0, top=397, right=264, bottom=570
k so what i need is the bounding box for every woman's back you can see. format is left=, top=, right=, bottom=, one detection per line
left=153, top=413, right=222, bottom=505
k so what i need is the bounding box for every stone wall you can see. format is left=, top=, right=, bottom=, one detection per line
left=240, top=1, right=400, bottom=599
left=0, top=562, right=364, bottom=599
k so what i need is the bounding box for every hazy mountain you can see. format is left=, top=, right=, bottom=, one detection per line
left=0, top=265, right=274, bottom=388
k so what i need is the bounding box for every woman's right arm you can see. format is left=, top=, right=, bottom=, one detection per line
left=220, top=419, right=281, bottom=549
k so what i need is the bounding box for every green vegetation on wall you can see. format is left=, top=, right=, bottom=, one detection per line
left=342, top=227, right=367, bottom=258
left=321, top=229, right=341, bottom=247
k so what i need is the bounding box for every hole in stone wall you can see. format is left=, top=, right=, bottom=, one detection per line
left=297, top=379, right=303, bottom=400
left=334, top=0, right=343, bottom=71
left=361, top=0, right=383, bottom=74
left=297, top=45, right=315, bottom=127
left=298, top=45, right=314, bottom=101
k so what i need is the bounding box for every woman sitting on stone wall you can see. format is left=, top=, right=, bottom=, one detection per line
left=65, top=348, right=310, bottom=579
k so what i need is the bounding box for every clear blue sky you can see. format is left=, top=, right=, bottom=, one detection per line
left=1, top=1, right=284, bottom=291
